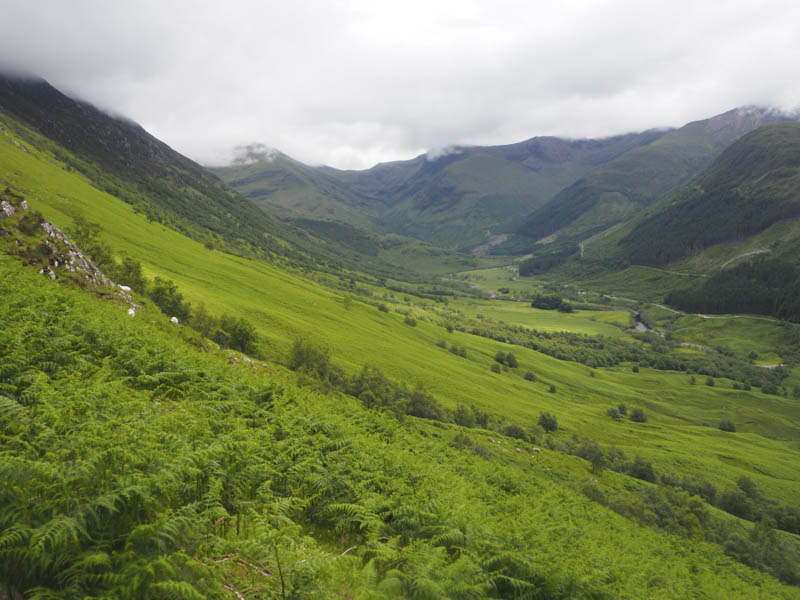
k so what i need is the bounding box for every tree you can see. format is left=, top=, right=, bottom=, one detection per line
left=538, top=412, right=558, bottom=432
left=578, top=441, right=606, bottom=473
left=628, top=456, right=656, bottom=482
left=150, top=277, right=191, bottom=321
left=113, top=256, right=147, bottom=293
left=503, top=424, right=527, bottom=441
left=219, top=314, right=259, bottom=355
left=630, top=408, right=647, bottom=423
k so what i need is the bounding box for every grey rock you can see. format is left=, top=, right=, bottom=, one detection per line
left=0, top=200, right=14, bottom=218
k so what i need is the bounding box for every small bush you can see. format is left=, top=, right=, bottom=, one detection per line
left=548, top=384, right=556, bottom=393
left=378, top=303, right=389, bottom=312
left=632, top=364, right=640, bottom=373
left=490, top=363, right=501, bottom=373
left=538, top=411, right=558, bottom=432
left=524, top=370, right=537, bottom=382
left=630, top=408, right=647, bottom=423
left=627, top=456, right=656, bottom=482
left=705, top=376, right=715, bottom=387
left=436, top=340, right=447, bottom=348
left=503, top=424, right=527, bottom=441
left=718, top=419, right=736, bottom=432
left=606, top=407, right=622, bottom=420
left=404, top=315, right=417, bottom=326
left=505, top=352, right=518, bottom=368
left=618, top=404, right=627, bottom=416
left=494, top=351, right=506, bottom=364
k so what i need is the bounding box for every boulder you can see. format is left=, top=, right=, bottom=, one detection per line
left=0, top=200, right=15, bottom=218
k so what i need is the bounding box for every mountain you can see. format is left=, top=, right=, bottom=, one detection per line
left=621, top=121, right=800, bottom=266
left=515, top=107, right=795, bottom=246
left=216, top=131, right=667, bottom=248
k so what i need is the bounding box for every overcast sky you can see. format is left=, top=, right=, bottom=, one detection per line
left=1, top=1, right=799, bottom=169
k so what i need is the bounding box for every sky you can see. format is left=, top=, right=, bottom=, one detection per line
left=1, top=0, right=799, bottom=170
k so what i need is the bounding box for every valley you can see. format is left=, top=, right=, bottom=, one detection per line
left=1, top=74, right=800, bottom=599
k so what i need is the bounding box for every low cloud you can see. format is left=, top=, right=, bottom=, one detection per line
left=1, top=0, right=799, bottom=169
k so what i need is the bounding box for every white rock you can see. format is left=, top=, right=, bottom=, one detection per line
left=0, top=200, right=14, bottom=218
left=119, top=285, right=131, bottom=292
left=127, top=308, right=136, bottom=317
left=20, top=200, right=28, bottom=210
left=170, top=316, right=179, bottom=325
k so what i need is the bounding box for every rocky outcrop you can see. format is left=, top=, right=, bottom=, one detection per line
left=0, top=200, right=15, bottom=218
left=38, top=219, right=140, bottom=311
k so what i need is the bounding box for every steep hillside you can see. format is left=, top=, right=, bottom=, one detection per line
left=622, top=122, right=800, bottom=266
left=217, top=132, right=666, bottom=248
left=0, top=73, right=337, bottom=267
left=516, top=107, right=794, bottom=246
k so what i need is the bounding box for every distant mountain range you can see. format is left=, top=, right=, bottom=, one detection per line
left=214, top=131, right=666, bottom=248
left=216, top=106, right=797, bottom=257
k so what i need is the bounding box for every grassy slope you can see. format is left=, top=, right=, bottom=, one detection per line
left=2, top=255, right=798, bottom=598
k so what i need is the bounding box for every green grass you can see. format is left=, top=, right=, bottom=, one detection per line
left=453, top=298, right=629, bottom=338
left=671, top=314, right=786, bottom=364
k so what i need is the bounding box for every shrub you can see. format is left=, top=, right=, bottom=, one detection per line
left=548, top=384, right=557, bottom=393
left=632, top=364, right=640, bottom=373
left=538, top=411, right=558, bottom=432
left=505, top=352, right=518, bottom=368
left=453, top=405, right=476, bottom=428
left=718, top=419, right=736, bottom=432
left=494, top=351, right=506, bottom=364
left=618, top=404, right=627, bottom=416
left=578, top=441, right=606, bottom=473
left=378, top=303, right=389, bottom=312
left=705, top=376, right=715, bottom=387
left=436, top=340, right=447, bottom=348
left=557, top=302, right=574, bottom=313
left=630, top=408, right=647, bottom=423
left=17, top=210, right=44, bottom=236
left=503, top=424, right=527, bottom=441
left=524, top=370, right=537, bottom=382
left=718, top=490, right=756, bottom=521
left=490, top=363, right=501, bottom=374
left=404, top=315, right=417, bottom=326
left=606, top=407, right=622, bottom=420
left=289, top=338, right=334, bottom=379
left=150, top=277, right=191, bottom=321
left=628, top=456, right=656, bottom=482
